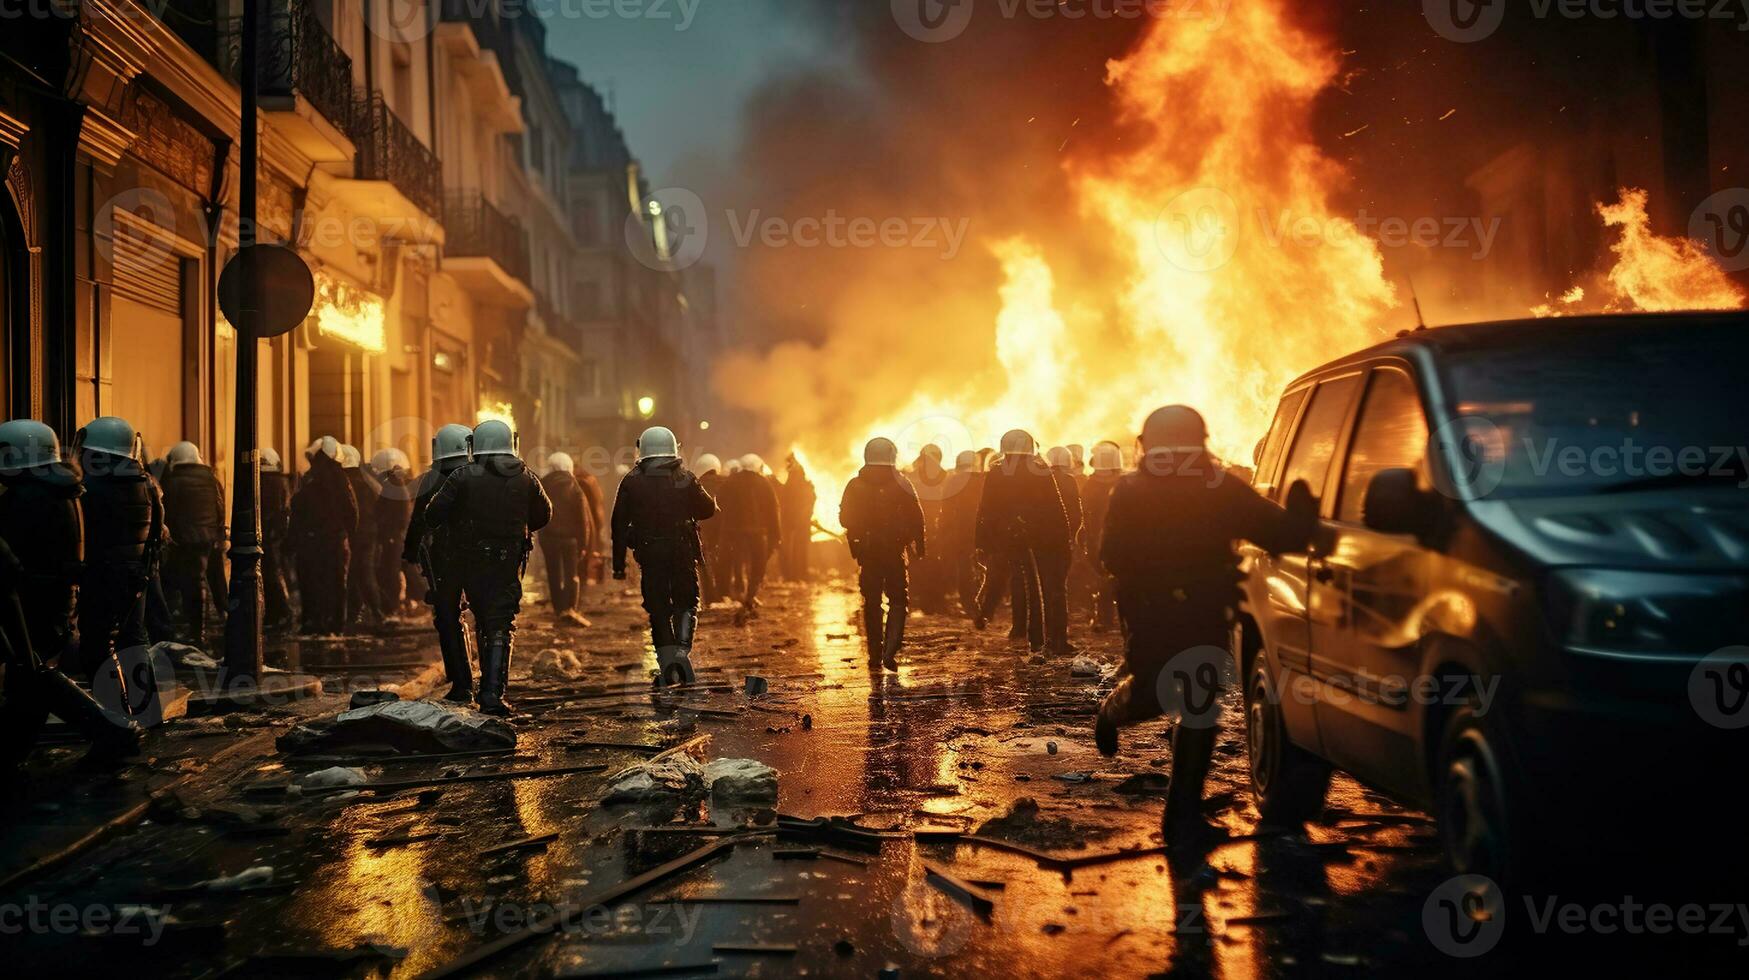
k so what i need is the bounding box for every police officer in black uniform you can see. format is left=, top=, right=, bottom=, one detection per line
left=1095, top=406, right=1317, bottom=849
left=840, top=437, right=926, bottom=671
left=290, top=438, right=357, bottom=635
left=611, top=426, right=717, bottom=687
left=161, top=441, right=227, bottom=646
left=424, top=420, right=552, bottom=716
left=70, top=417, right=162, bottom=681
left=0, top=419, right=85, bottom=662
left=404, top=425, right=473, bottom=702
left=973, top=430, right=1070, bottom=652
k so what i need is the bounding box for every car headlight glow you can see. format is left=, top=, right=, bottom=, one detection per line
left=1547, top=569, right=1749, bottom=659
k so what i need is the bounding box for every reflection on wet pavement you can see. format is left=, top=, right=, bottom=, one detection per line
left=8, top=575, right=1738, bottom=978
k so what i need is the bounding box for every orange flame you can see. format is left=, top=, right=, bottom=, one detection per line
left=1595, top=188, right=1747, bottom=312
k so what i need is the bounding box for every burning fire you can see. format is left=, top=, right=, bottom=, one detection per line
left=723, top=5, right=1745, bottom=533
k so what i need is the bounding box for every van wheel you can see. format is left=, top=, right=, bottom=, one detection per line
left=1435, top=705, right=1518, bottom=885
left=1246, top=658, right=1329, bottom=823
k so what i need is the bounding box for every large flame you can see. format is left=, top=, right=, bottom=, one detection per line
left=728, top=6, right=1744, bottom=533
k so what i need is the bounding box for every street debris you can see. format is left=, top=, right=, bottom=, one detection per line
left=278, top=700, right=517, bottom=756
left=975, top=798, right=1094, bottom=851
left=1069, top=656, right=1111, bottom=678
left=298, top=767, right=367, bottom=790
left=924, top=863, right=996, bottom=915
left=704, top=758, right=779, bottom=804
left=153, top=641, right=218, bottom=670
left=197, top=866, right=274, bottom=892
left=528, top=648, right=587, bottom=681
left=350, top=690, right=400, bottom=709
left=744, top=675, right=770, bottom=696
left=480, top=832, right=559, bottom=857
left=602, top=754, right=707, bottom=804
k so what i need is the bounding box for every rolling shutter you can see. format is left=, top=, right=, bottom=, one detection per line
left=111, top=211, right=183, bottom=316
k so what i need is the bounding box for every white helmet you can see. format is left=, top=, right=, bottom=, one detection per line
left=338, top=444, right=362, bottom=469
left=739, top=453, right=765, bottom=475
left=471, top=419, right=518, bottom=458
left=1000, top=430, right=1035, bottom=457
left=638, top=426, right=679, bottom=459
left=0, top=419, right=61, bottom=470
left=167, top=441, right=203, bottom=467
left=547, top=452, right=575, bottom=474
left=1046, top=446, right=1073, bottom=470
left=864, top=438, right=899, bottom=467
left=371, top=448, right=410, bottom=474
left=306, top=436, right=340, bottom=462
left=76, top=417, right=140, bottom=461
left=433, top=424, right=472, bottom=463
left=262, top=448, right=283, bottom=472
left=1091, top=441, right=1123, bottom=472
left=725, top=459, right=743, bottom=475
left=694, top=453, right=722, bottom=475
left=955, top=450, right=979, bottom=471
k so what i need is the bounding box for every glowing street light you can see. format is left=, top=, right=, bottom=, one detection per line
left=637, top=396, right=656, bottom=418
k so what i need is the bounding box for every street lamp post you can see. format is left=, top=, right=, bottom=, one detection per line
left=222, top=0, right=265, bottom=687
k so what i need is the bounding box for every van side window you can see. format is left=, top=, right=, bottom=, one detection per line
left=1338, top=368, right=1429, bottom=524
left=1255, top=388, right=1309, bottom=500
left=1279, top=374, right=1361, bottom=504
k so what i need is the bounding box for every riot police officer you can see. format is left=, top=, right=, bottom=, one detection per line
left=611, top=427, right=717, bottom=687
left=289, top=437, right=357, bottom=635
left=1045, top=446, right=1085, bottom=655
left=973, top=430, right=1070, bottom=653
left=260, top=448, right=295, bottom=632
left=0, top=535, right=142, bottom=787
left=404, top=425, right=473, bottom=702
left=1081, top=441, right=1125, bottom=633
left=371, top=449, right=415, bottom=616
left=1094, top=406, right=1316, bottom=849
left=161, top=441, right=227, bottom=645
left=424, top=421, right=552, bottom=716
left=0, top=420, right=85, bottom=661
left=539, top=452, right=592, bottom=627
left=70, top=417, right=162, bottom=681
left=340, top=444, right=382, bottom=627
left=840, top=438, right=926, bottom=671
left=693, top=453, right=726, bottom=604
left=720, top=454, right=780, bottom=615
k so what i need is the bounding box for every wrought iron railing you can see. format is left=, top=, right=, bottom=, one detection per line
left=156, top=0, right=224, bottom=68
left=217, top=0, right=355, bottom=135
left=444, top=191, right=531, bottom=284
left=351, top=93, right=444, bottom=220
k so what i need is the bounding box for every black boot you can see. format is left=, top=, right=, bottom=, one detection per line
left=670, top=609, right=699, bottom=686
left=881, top=604, right=905, bottom=672
left=38, top=668, right=144, bottom=767
left=476, top=629, right=513, bottom=717
left=437, top=619, right=473, bottom=704
left=863, top=605, right=885, bottom=664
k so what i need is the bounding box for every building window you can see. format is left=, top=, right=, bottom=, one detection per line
left=580, top=358, right=601, bottom=399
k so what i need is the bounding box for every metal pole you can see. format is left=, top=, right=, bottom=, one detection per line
left=223, top=0, right=265, bottom=686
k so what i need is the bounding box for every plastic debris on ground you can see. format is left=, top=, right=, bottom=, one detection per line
left=198, top=866, right=275, bottom=891
left=601, top=754, right=707, bottom=804
left=1069, top=656, right=1110, bottom=678
left=298, top=767, right=368, bottom=790
left=154, top=641, right=219, bottom=670
left=277, top=700, right=517, bottom=756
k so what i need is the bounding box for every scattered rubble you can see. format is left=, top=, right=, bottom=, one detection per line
left=299, top=767, right=367, bottom=790
left=278, top=700, right=517, bottom=756
left=1069, top=656, right=1110, bottom=678
left=198, top=866, right=275, bottom=892
left=704, top=758, right=779, bottom=804
left=528, top=648, right=587, bottom=682
left=975, top=798, right=1097, bottom=851
left=601, top=754, right=707, bottom=804
left=154, top=642, right=218, bottom=670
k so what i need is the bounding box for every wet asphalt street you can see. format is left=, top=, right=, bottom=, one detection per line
left=6, top=572, right=1748, bottom=978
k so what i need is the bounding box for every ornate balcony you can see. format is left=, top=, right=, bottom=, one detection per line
left=443, top=191, right=533, bottom=308
left=348, top=92, right=444, bottom=227
left=216, top=0, right=356, bottom=162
